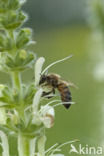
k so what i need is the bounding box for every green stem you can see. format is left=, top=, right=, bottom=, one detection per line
left=12, top=71, right=23, bottom=103
left=38, top=135, right=46, bottom=156
left=18, top=133, right=36, bottom=156
left=12, top=71, right=21, bottom=91
left=8, top=30, right=14, bottom=39
left=18, top=133, right=30, bottom=156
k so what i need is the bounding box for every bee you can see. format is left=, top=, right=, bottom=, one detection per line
left=39, top=73, right=73, bottom=109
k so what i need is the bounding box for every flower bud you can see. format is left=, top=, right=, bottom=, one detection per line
left=19, top=49, right=27, bottom=60
left=16, top=28, right=32, bottom=48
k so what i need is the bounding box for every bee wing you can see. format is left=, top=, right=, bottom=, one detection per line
left=64, top=80, right=79, bottom=89
left=50, top=73, right=61, bottom=78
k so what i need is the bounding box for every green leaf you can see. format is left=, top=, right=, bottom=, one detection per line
left=6, top=55, right=15, bottom=68
left=0, top=33, right=14, bottom=52
left=1, top=11, right=27, bottom=29
left=8, top=0, right=20, bottom=10
left=23, top=53, right=35, bottom=66
left=24, top=84, right=36, bottom=105
left=5, top=51, right=35, bottom=71
left=16, top=28, right=32, bottom=48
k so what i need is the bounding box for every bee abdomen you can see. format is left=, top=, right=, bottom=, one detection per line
left=58, top=83, right=72, bottom=109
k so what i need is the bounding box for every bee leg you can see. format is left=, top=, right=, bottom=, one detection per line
left=47, top=88, right=56, bottom=99
left=42, top=91, right=52, bottom=97
left=42, top=89, right=55, bottom=99
left=42, top=90, right=53, bottom=99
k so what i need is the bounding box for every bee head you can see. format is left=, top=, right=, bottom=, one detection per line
left=39, top=75, right=47, bottom=85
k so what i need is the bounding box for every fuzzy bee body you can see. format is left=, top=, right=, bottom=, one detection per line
left=57, top=82, right=72, bottom=109
left=39, top=74, right=72, bottom=109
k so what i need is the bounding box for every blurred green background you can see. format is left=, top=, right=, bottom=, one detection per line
left=1, top=0, right=104, bottom=155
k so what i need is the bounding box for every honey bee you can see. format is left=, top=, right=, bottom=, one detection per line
left=39, top=73, right=73, bottom=109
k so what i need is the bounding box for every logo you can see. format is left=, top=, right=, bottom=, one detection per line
left=69, top=144, right=103, bottom=155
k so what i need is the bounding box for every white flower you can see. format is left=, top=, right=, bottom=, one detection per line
left=40, top=105, right=55, bottom=128
left=35, top=57, right=45, bottom=87
left=32, top=88, right=43, bottom=113
left=32, top=89, right=75, bottom=128
left=32, top=90, right=75, bottom=128
left=32, top=85, right=56, bottom=128
left=32, top=104, right=55, bottom=128
left=32, top=88, right=43, bottom=125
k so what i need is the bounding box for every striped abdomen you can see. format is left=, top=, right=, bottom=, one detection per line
left=57, top=83, right=72, bottom=109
